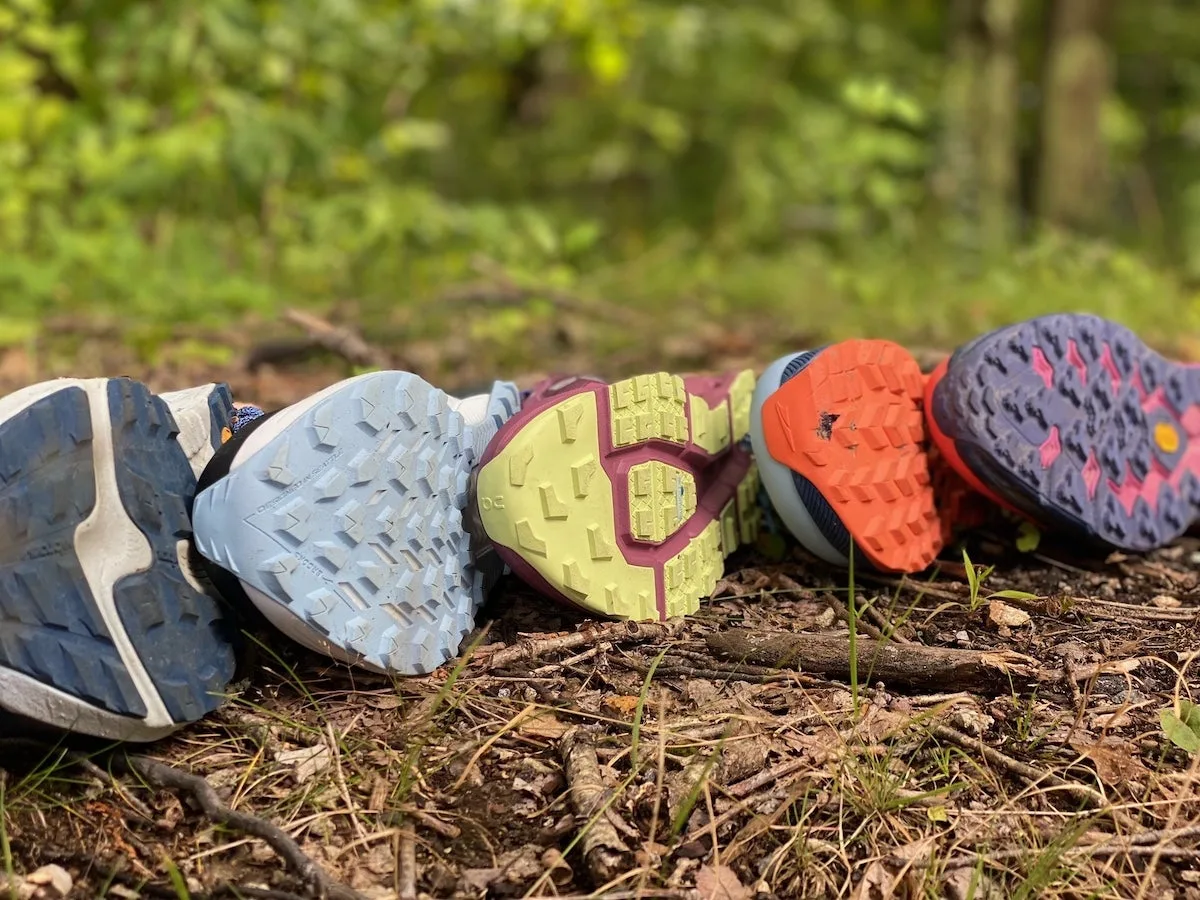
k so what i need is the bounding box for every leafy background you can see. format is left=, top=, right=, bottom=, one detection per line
left=3, top=0, right=1199, bottom=370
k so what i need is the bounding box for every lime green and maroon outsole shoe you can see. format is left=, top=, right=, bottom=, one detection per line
left=473, top=372, right=761, bottom=620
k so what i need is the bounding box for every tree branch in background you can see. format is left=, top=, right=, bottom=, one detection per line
left=437, top=257, right=646, bottom=328
left=282, top=308, right=393, bottom=371
left=1037, top=0, right=1115, bottom=229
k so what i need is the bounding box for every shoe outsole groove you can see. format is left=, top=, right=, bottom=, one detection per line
left=108, top=380, right=236, bottom=724
left=927, top=313, right=1200, bottom=551
left=478, top=371, right=759, bottom=620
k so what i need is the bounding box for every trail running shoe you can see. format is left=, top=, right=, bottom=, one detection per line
left=0, top=378, right=236, bottom=741
left=191, top=371, right=520, bottom=675
left=160, top=382, right=239, bottom=477
left=926, top=313, right=1200, bottom=552
left=473, top=371, right=761, bottom=620
left=750, top=341, right=944, bottom=573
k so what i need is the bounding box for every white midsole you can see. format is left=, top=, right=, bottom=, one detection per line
left=750, top=356, right=851, bottom=567
left=74, top=380, right=173, bottom=728
left=0, top=666, right=176, bottom=741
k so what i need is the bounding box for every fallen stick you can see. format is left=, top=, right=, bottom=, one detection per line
left=118, top=753, right=366, bottom=900
left=929, top=723, right=1109, bottom=812
left=397, top=827, right=417, bottom=900
left=283, top=308, right=392, bottom=371
left=706, top=629, right=1040, bottom=693
left=612, top=656, right=799, bottom=684
left=559, top=727, right=630, bottom=885
left=482, top=620, right=682, bottom=669
left=403, top=807, right=462, bottom=839
left=668, top=646, right=791, bottom=677
left=939, top=823, right=1200, bottom=869
left=775, top=572, right=892, bottom=642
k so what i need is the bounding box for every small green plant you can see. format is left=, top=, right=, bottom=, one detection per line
left=962, top=549, right=1041, bottom=612
left=668, top=730, right=731, bottom=838
left=162, top=854, right=191, bottom=899
left=962, top=549, right=995, bottom=612
left=1161, top=699, right=1200, bottom=753
left=0, top=774, right=13, bottom=900
left=629, top=647, right=667, bottom=770
left=847, top=540, right=860, bottom=714
left=1010, top=819, right=1093, bottom=900
left=1009, top=691, right=1053, bottom=751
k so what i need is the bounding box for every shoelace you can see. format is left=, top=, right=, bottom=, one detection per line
left=220, top=404, right=265, bottom=444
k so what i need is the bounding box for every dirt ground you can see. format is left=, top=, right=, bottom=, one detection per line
left=1, top=315, right=1199, bottom=900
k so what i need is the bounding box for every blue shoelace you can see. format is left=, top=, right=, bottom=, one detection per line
left=231, top=405, right=265, bottom=433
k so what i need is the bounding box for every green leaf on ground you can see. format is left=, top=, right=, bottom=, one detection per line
left=756, top=532, right=788, bottom=562
left=987, top=589, right=1042, bottom=601
left=1182, top=698, right=1200, bottom=731
left=1016, top=521, right=1042, bottom=553
left=1160, top=704, right=1200, bottom=753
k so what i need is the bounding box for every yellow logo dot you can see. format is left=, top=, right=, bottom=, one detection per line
left=1154, top=421, right=1180, bottom=454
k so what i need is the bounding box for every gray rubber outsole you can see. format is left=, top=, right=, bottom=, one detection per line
left=192, top=372, right=519, bottom=675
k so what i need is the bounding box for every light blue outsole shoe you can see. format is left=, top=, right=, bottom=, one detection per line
left=191, top=371, right=520, bottom=675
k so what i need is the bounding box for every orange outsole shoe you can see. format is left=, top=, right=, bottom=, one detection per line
left=750, top=339, right=956, bottom=573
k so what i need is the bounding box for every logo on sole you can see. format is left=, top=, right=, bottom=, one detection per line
left=1155, top=422, right=1181, bottom=454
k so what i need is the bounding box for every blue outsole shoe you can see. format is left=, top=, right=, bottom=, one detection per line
left=0, top=378, right=236, bottom=740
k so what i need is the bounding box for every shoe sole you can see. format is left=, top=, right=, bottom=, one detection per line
left=160, top=383, right=236, bottom=478
left=926, top=313, right=1200, bottom=551
left=476, top=371, right=760, bottom=620
left=0, top=378, right=234, bottom=740
left=192, top=371, right=520, bottom=674
left=753, top=340, right=942, bottom=573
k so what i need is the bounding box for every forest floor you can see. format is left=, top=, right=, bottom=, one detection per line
left=0, top=310, right=1198, bottom=900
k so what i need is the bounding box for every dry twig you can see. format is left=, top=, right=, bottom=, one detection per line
left=940, top=823, right=1200, bottom=869
left=929, top=724, right=1111, bottom=813
left=118, top=752, right=365, bottom=900
left=774, top=571, right=891, bottom=642
left=326, top=722, right=367, bottom=841
left=559, top=727, right=631, bottom=884
left=403, top=808, right=461, bottom=839
left=397, top=827, right=417, bottom=900
left=483, top=620, right=683, bottom=669
left=707, top=629, right=1041, bottom=693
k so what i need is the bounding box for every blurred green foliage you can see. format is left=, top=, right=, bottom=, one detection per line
left=2, top=0, right=1199, bottom=351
